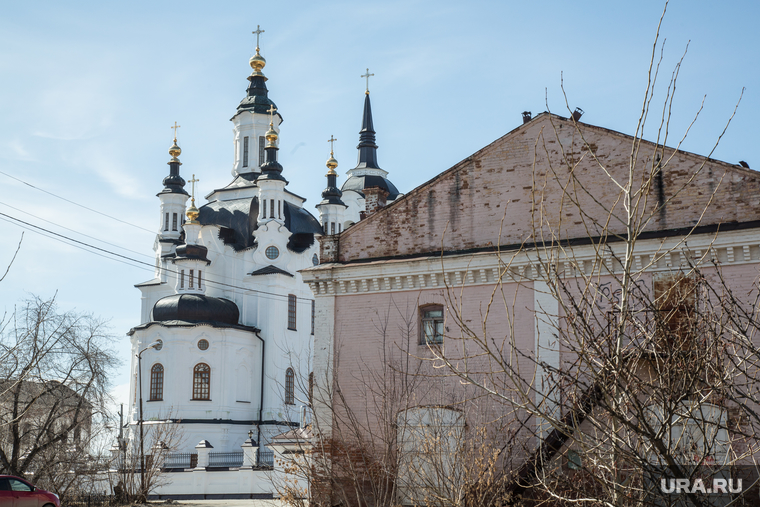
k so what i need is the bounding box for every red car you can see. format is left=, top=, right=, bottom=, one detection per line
left=0, top=476, right=60, bottom=507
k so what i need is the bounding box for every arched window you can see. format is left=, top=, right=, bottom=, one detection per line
left=150, top=364, right=164, bottom=401
left=285, top=367, right=295, bottom=405
left=193, top=363, right=211, bottom=400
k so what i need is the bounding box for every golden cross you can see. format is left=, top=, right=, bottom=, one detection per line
left=252, top=25, right=265, bottom=50
left=267, top=104, right=277, bottom=124
left=327, top=135, right=337, bottom=155
left=171, top=121, right=181, bottom=141
left=361, top=68, right=374, bottom=94
left=188, top=174, right=199, bottom=201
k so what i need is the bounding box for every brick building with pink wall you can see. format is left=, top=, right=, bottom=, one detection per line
left=302, top=111, right=760, bottom=505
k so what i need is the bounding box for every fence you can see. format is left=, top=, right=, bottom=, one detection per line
left=209, top=451, right=244, bottom=467
left=65, top=493, right=115, bottom=507
left=257, top=449, right=274, bottom=468
left=163, top=452, right=198, bottom=469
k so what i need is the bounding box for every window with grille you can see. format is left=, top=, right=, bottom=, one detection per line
left=243, top=136, right=249, bottom=167
left=193, top=363, right=210, bottom=400
left=288, top=294, right=297, bottom=330
left=259, top=136, right=265, bottom=165
left=270, top=200, right=275, bottom=219
left=189, top=269, right=194, bottom=289
left=172, top=213, right=178, bottom=231
left=420, top=306, right=444, bottom=344
left=150, top=364, right=164, bottom=401
left=164, top=213, right=169, bottom=231
left=285, top=367, right=295, bottom=405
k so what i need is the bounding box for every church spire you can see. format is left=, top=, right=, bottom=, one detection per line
left=236, top=25, right=278, bottom=116
left=354, top=70, right=380, bottom=171
left=259, top=105, right=286, bottom=181
left=321, top=136, right=344, bottom=206
left=160, top=124, right=188, bottom=195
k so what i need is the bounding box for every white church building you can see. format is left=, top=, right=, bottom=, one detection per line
left=123, top=32, right=400, bottom=499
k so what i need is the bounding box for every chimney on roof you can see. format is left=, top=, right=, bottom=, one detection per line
left=362, top=186, right=389, bottom=219
left=571, top=108, right=584, bottom=122
left=522, top=111, right=532, bottom=124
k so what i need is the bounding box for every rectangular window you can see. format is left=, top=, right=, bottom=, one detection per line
left=164, top=213, right=169, bottom=231
left=180, top=270, right=185, bottom=289
left=270, top=200, right=275, bottom=219
left=259, top=136, right=265, bottom=165
left=198, top=270, right=202, bottom=289
left=278, top=200, right=282, bottom=219
left=172, top=213, right=178, bottom=231
left=311, top=300, right=315, bottom=335
left=288, top=294, right=297, bottom=330
left=420, top=306, right=444, bottom=344
left=189, top=269, right=194, bottom=289
left=261, top=199, right=266, bottom=219
left=243, top=136, right=249, bottom=167
left=331, top=222, right=335, bottom=235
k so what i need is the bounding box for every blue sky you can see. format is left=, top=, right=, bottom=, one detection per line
left=1, top=0, right=758, bottom=410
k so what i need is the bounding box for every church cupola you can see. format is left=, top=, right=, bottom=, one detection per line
left=316, top=136, right=347, bottom=235
left=157, top=126, right=190, bottom=244
left=257, top=107, right=288, bottom=226
left=173, top=175, right=210, bottom=295
left=231, top=25, right=282, bottom=177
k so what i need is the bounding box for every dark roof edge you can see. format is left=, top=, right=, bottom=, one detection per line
left=127, top=320, right=260, bottom=336
left=334, top=219, right=760, bottom=266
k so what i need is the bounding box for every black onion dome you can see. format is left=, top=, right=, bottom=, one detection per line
left=174, top=243, right=211, bottom=264
left=236, top=74, right=280, bottom=116
left=341, top=174, right=400, bottom=200
left=153, top=294, right=239, bottom=325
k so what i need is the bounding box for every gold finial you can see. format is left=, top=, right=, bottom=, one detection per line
left=326, top=135, right=338, bottom=175
left=186, top=174, right=200, bottom=224
left=249, top=25, right=267, bottom=76
left=265, top=105, right=278, bottom=147
left=169, top=122, right=182, bottom=161
left=361, top=68, right=374, bottom=95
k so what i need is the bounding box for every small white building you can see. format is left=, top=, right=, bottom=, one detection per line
left=125, top=42, right=320, bottom=498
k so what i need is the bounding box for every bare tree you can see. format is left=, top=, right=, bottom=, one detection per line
left=0, top=294, right=120, bottom=498
left=428, top=4, right=760, bottom=506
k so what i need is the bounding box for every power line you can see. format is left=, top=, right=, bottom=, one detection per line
left=0, top=210, right=315, bottom=305
left=0, top=169, right=155, bottom=234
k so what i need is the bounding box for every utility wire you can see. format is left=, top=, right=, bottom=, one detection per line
left=0, top=211, right=315, bottom=305
left=0, top=169, right=155, bottom=234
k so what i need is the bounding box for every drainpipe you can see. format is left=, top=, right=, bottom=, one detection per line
left=254, top=331, right=266, bottom=446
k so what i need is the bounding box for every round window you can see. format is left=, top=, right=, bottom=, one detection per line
left=312, top=253, right=319, bottom=266
left=197, top=339, right=209, bottom=351
left=265, top=246, right=279, bottom=260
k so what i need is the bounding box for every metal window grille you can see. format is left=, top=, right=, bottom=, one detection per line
left=311, top=300, right=315, bottom=335
left=420, top=306, right=444, bottom=344
left=287, top=295, right=297, bottom=330
left=150, top=364, right=164, bottom=401
left=189, top=269, right=194, bottom=289
left=193, top=363, right=210, bottom=400
left=258, top=136, right=265, bottom=165
left=285, top=367, right=295, bottom=405
left=243, top=136, right=249, bottom=167
left=172, top=213, right=178, bottom=231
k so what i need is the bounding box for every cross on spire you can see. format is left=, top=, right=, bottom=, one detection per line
left=253, top=25, right=265, bottom=51
left=267, top=104, right=277, bottom=124
left=188, top=174, right=199, bottom=203
left=327, top=135, right=337, bottom=155
left=361, top=68, right=374, bottom=94
left=171, top=121, right=181, bottom=141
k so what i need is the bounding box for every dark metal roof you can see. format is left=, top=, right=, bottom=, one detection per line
left=249, top=265, right=293, bottom=277
left=354, top=93, right=381, bottom=171
left=341, top=174, right=400, bottom=200
left=198, top=197, right=259, bottom=251
left=236, top=74, right=281, bottom=117
left=283, top=201, right=323, bottom=235
left=127, top=319, right=259, bottom=336
left=174, top=243, right=211, bottom=264
left=152, top=294, right=240, bottom=326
